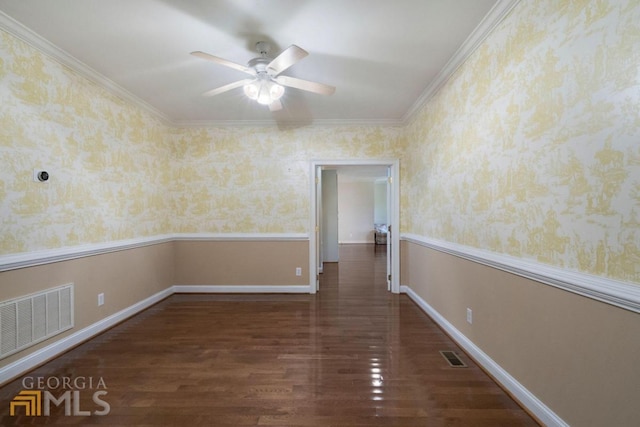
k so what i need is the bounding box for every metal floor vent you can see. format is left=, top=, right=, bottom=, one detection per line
left=440, top=350, right=467, bottom=367
left=0, top=284, right=74, bottom=359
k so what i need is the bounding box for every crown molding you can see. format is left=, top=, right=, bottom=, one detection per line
left=1, top=0, right=519, bottom=130
left=171, top=119, right=283, bottom=128
left=0, top=11, right=173, bottom=125
left=0, top=11, right=406, bottom=130
left=402, top=0, right=522, bottom=125
left=171, top=117, right=405, bottom=129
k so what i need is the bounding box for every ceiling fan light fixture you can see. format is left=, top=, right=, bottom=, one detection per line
left=257, top=82, right=272, bottom=105
left=243, top=81, right=260, bottom=100
left=195, top=42, right=333, bottom=108
left=270, top=82, right=285, bottom=100
left=248, top=79, right=285, bottom=105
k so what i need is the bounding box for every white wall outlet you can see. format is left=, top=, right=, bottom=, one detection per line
left=466, top=308, right=473, bottom=324
left=98, top=293, right=104, bottom=306
left=295, top=267, right=302, bottom=276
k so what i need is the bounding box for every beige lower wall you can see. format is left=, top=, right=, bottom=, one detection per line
left=0, top=242, right=175, bottom=369
left=12, top=237, right=637, bottom=424
left=0, top=238, right=308, bottom=374
left=400, top=240, right=640, bottom=427
left=174, top=240, right=309, bottom=286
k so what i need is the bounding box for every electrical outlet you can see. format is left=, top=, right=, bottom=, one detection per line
left=466, top=308, right=473, bottom=324
left=295, top=267, right=302, bottom=276
left=98, top=293, right=104, bottom=306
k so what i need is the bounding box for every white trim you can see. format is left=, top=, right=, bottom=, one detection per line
left=0, top=10, right=404, bottom=129
left=402, top=0, right=522, bottom=124
left=173, top=285, right=310, bottom=294
left=0, top=233, right=310, bottom=272
left=172, top=233, right=308, bottom=242
left=402, top=234, right=640, bottom=314
left=0, top=282, right=310, bottom=384
left=400, top=285, right=568, bottom=427
left=0, top=1, right=519, bottom=129
left=0, top=287, right=173, bottom=385
left=309, top=159, right=400, bottom=294
left=0, top=235, right=175, bottom=272
left=0, top=11, right=171, bottom=125
left=173, top=118, right=405, bottom=128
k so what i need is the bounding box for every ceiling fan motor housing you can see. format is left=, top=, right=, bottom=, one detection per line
left=248, top=57, right=270, bottom=73
left=255, top=41, right=271, bottom=56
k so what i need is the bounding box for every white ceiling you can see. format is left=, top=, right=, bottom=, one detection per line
left=0, top=0, right=512, bottom=127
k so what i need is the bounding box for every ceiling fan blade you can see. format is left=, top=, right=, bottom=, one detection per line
left=201, top=79, right=254, bottom=97
left=267, top=45, right=308, bottom=76
left=191, top=51, right=255, bottom=76
left=269, top=99, right=283, bottom=112
left=276, top=75, right=336, bottom=96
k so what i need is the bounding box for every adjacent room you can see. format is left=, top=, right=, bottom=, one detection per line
left=1, top=1, right=638, bottom=426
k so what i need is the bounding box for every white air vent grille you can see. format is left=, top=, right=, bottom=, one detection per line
left=0, top=284, right=73, bottom=359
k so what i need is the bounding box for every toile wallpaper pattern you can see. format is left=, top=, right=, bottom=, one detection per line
left=169, top=125, right=402, bottom=234
left=0, top=28, right=401, bottom=252
left=402, top=0, right=640, bottom=283
left=0, top=30, right=174, bottom=253
left=1, top=0, right=638, bottom=285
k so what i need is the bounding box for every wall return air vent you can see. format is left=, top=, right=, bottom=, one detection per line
left=0, top=284, right=74, bottom=359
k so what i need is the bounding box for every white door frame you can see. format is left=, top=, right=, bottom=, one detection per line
left=309, top=159, right=400, bottom=294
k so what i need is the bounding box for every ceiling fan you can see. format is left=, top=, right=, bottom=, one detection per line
left=191, top=41, right=335, bottom=111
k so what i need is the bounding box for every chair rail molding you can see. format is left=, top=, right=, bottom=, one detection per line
left=0, top=233, right=310, bottom=272
left=401, top=233, right=640, bottom=314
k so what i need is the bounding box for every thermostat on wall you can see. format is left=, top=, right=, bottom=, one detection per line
left=33, top=169, right=50, bottom=182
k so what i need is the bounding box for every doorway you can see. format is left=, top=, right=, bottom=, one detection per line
left=309, top=160, right=400, bottom=294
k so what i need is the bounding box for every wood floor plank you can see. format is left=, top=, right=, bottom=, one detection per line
left=0, top=244, right=538, bottom=425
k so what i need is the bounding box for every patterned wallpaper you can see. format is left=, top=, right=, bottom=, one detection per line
left=401, top=0, right=640, bottom=284
left=2, top=0, right=638, bottom=287
left=170, top=125, right=402, bottom=234
left=0, top=30, right=173, bottom=254
left=0, top=28, right=401, bottom=253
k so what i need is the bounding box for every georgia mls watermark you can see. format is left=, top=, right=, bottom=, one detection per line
left=10, top=376, right=110, bottom=417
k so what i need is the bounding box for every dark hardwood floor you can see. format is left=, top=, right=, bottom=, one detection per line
left=0, top=244, right=538, bottom=426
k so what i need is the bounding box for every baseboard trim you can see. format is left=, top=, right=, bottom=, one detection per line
left=401, top=234, right=640, bottom=313
left=0, top=282, right=312, bottom=384
left=173, top=285, right=311, bottom=294
left=400, top=285, right=568, bottom=427
left=0, top=287, right=173, bottom=386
